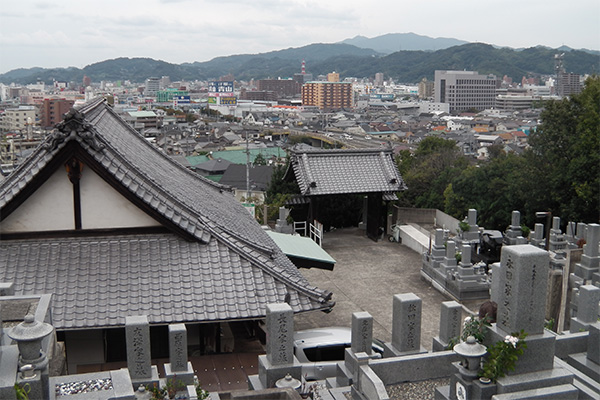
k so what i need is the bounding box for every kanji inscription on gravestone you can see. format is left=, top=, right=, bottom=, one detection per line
left=496, top=245, right=548, bottom=335
left=266, top=303, right=294, bottom=366
left=125, top=315, right=152, bottom=379
left=392, top=293, right=422, bottom=352
left=351, top=312, right=373, bottom=354
left=169, top=324, right=188, bottom=372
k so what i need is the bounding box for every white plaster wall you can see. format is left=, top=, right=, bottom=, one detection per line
left=1, top=165, right=160, bottom=233
left=1, top=169, right=74, bottom=232
left=80, top=168, right=160, bottom=229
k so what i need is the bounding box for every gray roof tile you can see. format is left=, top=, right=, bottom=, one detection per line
left=289, top=147, right=407, bottom=196
left=1, top=99, right=333, bottom=330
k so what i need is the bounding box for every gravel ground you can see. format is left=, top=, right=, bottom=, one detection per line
left=386, top=378, right=450, bottom=400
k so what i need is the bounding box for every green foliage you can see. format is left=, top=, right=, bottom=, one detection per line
left=15, top=383, right=30, bottom=400
left=443, top=153, right=529, bottom=230
left=481, top=330, right=528, bottom=382
left=253, top=153, right=267, bottom=166
left=164, top=377, right=186, bottom=399
left=526, top=76, right=600, bottom=225
left=147, top=382, right=167, bottom=400
left=4, top=44, right=597, bottom=85
left=446, top=316, right=491, bottom=350
left=521, top=225, right=531, bottom=238
left=458, top=220, right=470, bottom=232
left=396, top=137, right=466, bottom=209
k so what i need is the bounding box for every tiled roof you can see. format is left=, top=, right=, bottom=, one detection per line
left=0, top=98, right=333, bottom=329
left=288, top=147, right=407, bottom=196
left=1, top=234, right=328, bottom=329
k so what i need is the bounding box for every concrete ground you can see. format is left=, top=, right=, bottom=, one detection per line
left=294, top=227, right=483, bottom=350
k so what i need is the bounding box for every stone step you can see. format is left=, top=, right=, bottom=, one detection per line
left=491, top=383, right=578, bottom=399
left=496, top=366, right=573, bottom=394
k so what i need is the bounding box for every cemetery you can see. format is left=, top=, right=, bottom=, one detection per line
left=0, top=215, right=598, bottom=399
left=0, top=99, right=598, bottom=398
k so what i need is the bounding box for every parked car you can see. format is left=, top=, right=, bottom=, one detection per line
left=293, top=327, right=383, bottom=380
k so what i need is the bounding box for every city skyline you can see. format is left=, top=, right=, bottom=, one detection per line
left=1, top=0, right=599, bottom=74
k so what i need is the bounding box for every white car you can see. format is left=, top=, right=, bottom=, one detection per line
left=293, top=327, right=383, bottom=380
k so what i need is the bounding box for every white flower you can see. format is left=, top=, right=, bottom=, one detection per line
left=504, top=335, right=519, bottom=348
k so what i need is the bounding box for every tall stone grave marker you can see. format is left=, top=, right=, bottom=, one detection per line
left=433, top=301, right=462, bottom=352
left=338, top=312, right=378, bottom=386
left=530, top=223, right=545, bottom=248
left=351, top=312, right=373, bottom=355
left=383, top=293, right=426, bottom=357
left=487, top=244, right=556, bottom=374
left=164, top=324, right=195, bottom=385
left=125, top=315, right=159, bottom=387
left=257, top=303, right=301, bottom=389
left=504, top=211, right=527, bottom=245
left=575, top=223, right=600, bottom=281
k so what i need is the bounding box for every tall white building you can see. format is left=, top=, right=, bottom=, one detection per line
left=434, top=70, right=497, bottom=113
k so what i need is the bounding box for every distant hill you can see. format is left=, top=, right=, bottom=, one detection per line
left=0, top=42, right=597, bottom=85
left=340, top=33, right=469, bottom=53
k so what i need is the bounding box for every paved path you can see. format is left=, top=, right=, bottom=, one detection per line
left=294, top=228, right=482, bottom=350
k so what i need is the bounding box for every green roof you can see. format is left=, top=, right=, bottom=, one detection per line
left=128, top=111, right=156, bottom=118
left=266, top=231, right=336, bottom=266
left=187, top=147, right=287, bottom=167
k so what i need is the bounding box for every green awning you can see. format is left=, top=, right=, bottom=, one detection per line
left=266, top=231, right=336, bottom=270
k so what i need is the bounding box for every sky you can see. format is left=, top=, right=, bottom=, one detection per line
left=1, top=0, right=599, bottom=74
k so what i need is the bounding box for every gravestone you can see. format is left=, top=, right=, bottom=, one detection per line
left=433, top=301, right=462, bottom=352
left=461, top=209, right=480, bottom=243
left=431, top=229, right=447, bottom=268
left=504, top=211, right=527, bottom=245
left=351, top=312, right=373, bottom=355
left=274, top=207, right=293, bottom=234
left=487, top=244, right=556, bottom=374
left=164, top=324, right=194, bottom=385
left=574, top=223, right=600, bottom=281
left=549, top=217, right=568, bottom=252
left=125, top=316, right=158, bottom=388
left=257, top=303, right=301, bottom=389
left=338, top=312, right=378, bottom=387
left=383, top=293, right=426, bottom=357
left=570, top=285, right=600, bottom=333
left=530, top=223, right=545, bottom=248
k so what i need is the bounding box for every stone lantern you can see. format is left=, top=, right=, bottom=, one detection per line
left=453, top=336, right=487, bottom=379
left=8, top=313, right=54, bottom=370
left=275, top=373, right=301, bottom=391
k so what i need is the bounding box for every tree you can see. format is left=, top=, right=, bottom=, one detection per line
left=396, top=137, right=467, bottom=209
left=526, top=76, right=600, bottom=224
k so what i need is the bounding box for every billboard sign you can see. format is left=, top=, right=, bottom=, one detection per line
left=208, top=81, right=234, bottom=94
left=208, top=97, right=217, bottom=104
left=220, top=96, right=237, bottom=106
left=173, top=95, right=190, bottom=105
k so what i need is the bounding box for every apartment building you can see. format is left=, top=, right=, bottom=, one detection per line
left=434, top=70, right=498, bottom=113
left=0, top=106, right=37, bottom=132
left=40, top=98, right=75, bottom=128
left=556, top=72, right=582, bottom=97
left=301, top=81, right=353, bottom=110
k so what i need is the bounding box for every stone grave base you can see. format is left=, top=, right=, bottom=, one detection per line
left=164, top=361, right=195, bottom=385
left=257, top=354, right=302, bottom=389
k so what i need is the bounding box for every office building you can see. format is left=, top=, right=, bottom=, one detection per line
left=301, top=82, right=353, bottom=110
left=434, top=70, right=498, bottom=113
left=144, top=77, right=161, bottom=96
left=256, top=79, right=301, bottom=98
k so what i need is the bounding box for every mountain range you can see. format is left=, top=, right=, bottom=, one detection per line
left=1, top=33, right=598, bottom=85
